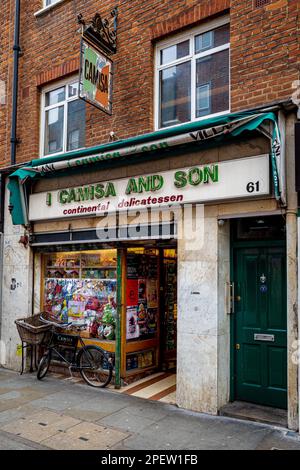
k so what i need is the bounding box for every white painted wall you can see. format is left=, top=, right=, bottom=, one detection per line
left=0, top=183, right=33, bottom=370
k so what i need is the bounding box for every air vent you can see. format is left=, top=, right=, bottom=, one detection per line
left=254, top=0, right=271, bottom=8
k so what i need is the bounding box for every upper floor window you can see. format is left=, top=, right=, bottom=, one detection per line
left=155, top=18, right=230, bottom=129
left=41, top=78, right=86, bottom=157
left=45, top=0, right=60, bottom=6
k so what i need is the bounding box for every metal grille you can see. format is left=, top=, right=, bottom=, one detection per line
left=254, top=0, right=271, bottom=7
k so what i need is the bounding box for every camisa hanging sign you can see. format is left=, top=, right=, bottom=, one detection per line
left=79, top=39, right=113, bottom=114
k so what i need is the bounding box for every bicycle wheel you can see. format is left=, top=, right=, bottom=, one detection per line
left=37, top=351, right=51, bottom=380
left=78, top=345, right=113, bottom=388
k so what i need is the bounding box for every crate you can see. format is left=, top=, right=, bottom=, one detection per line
left=15, top=313, right=51, bottom=345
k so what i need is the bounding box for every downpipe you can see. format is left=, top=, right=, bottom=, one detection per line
left=10, top=0, right=21, bottom=166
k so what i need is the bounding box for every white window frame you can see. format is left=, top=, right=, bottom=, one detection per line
left=34, top=0, right=66, bottom=17
left=45, top=0, right=60, bottom=6
left=40, top=76, right=85, bottom=158
left=154, top=15, right=230, bottom=130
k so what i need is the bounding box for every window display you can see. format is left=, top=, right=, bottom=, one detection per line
left=126, top=250, right=159, bottom=342
left=41, top=245, right=177, bottom=380
left=126, top=349, right=155, bottom=371
left=163, top=253, right=177, bottom=355
left=43, top=250, right=117, bottom=340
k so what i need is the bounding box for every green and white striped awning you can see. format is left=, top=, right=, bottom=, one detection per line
left=8, top=110, right=284, bottom=225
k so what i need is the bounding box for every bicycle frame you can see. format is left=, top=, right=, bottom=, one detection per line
left=44, top=328, right=97, bottom=371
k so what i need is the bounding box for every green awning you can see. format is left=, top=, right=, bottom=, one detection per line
left=8, top=110, right=284, bottom=225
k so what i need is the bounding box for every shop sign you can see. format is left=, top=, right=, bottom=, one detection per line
left=79, top=39, right=113, bottom=114
left=28, top=155, right=270, bottom=222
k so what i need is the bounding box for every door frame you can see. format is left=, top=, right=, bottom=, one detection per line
left=229, top=238, right=287, bottom=402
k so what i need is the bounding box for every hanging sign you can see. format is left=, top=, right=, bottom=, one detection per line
left=28, top=154, right=270, bottom=222
left=79, top=38, right=113, bottom=114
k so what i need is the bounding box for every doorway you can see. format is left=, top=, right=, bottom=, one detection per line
left=231, top=217, right=287, bottom=410
left=119, top=244, right=177, bottom=403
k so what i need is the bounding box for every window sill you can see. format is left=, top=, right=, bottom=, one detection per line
left=34, top=0, right=66, bottom=17
left=40, top=146, right=86, bottom=159
left=156, top=109, right=230, bottom=132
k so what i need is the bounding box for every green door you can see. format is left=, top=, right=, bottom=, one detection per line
left=233, top=245, right=287, bottom=409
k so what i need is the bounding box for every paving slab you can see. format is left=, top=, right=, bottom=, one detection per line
left=255, top=430, right=300, bottom=450
left=123, top=420, right=196, bottom=450
left=98, top=408, right=159, bottom=433
left=29, top=391, right=88, bottom=411
left=0, top=387, right=50, bottom=412
left=63, top=408, right=110, bottom=422
left=120, top=401, right=170, bottom=421
left=0, top=430, right=50, bottom=450
left=1, top=368, right=300, bottom=451
left=0, top=404, right=37, bottom=426
left=1, top=410, right=80, bottom=443
left=42, top=421, right=129, bottom=450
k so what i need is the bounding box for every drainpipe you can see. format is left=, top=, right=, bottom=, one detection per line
left=10, top=0, right=21, bottom=166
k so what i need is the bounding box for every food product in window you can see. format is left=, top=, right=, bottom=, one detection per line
left=43, top=256, right=117, bottom=339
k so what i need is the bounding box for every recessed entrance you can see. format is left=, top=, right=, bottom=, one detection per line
left=119, top=243, right=177, bottom=403
left=231, top=216, right=287, bottom=411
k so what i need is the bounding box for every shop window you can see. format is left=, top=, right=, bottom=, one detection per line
left=155, top=17, right=230, bottom=129
left=41, top=79, right=86, bottom=157
left=43, top=250, right=117, bottom=341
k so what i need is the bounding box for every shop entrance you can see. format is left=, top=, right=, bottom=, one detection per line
left=40, top=242, right=177, bottom=403
left=231, top=217, right=287, bottom=410
left=120, top=245, right=177, bottom=402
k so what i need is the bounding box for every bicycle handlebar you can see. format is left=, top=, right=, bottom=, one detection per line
left=40, top=314, right=88, bottom=331
left=40, top=314, right=72, bottom=328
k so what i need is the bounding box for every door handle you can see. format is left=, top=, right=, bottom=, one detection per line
left=230, top=282, right=235, bottom=314
left=226, top=282, right=235, bottom=315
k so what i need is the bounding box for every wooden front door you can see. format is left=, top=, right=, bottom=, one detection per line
left=233, top=245, right=287, bottom=409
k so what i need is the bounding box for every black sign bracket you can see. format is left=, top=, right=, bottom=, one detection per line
left=77, top=7, right=118, bottom=55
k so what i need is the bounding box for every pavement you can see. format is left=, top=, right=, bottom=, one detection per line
left=0, top=367, right=300, bottom=450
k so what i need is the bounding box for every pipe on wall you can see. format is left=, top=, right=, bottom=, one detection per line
left=10, top=0, right=21, bottom=166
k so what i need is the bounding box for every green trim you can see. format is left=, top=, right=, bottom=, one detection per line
left=114, top=248, right=122, bottom=389
left=7, top=178, right=26, bottom=225
left=231, top=240, right=285, bottom=248
left=229, top=237, right=235, bottom=402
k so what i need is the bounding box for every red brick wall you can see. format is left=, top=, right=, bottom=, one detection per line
left=231, top=0, right=300, bottom=110
left=0, top=0, right=299, bottom=168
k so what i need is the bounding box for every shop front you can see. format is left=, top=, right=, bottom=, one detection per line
left=39, top=245, right=177, bottom=385
left=5, top=110, right=298, bottom=427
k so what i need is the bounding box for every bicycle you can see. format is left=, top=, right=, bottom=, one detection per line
left=37, top=314, right=113, bottom=388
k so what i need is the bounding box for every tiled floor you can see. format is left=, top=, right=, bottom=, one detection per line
left=116, top=372, right=176, bottom=404
left=50, top=370, right=177, bottom=404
